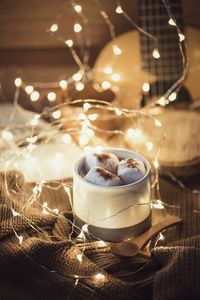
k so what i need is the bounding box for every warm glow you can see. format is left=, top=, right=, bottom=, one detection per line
left=75, top=82, right=84, bottom=91
left=168, top=18, right=176, bottom=26
left=30, top=114, right=40, bottom=126
left=115, top=108, right=122, bottom=116
left=97, top=240, right=107, bottom=247
left=142, top=82, right=150, bottom=93
left=115, top=5, right=123, bottom=14
left=65, top=39, right=73, bottom=47
left=25, top=85, right=34, bottom=94
left=88, top=113, right=97, bottom=121
left=76, top=253, right=83, bottom=263
left=74, top=23, right=82, bottom=33
left=83, top=103, right=91, bottom=111
left=112, top=44, right=122, bottom=55
left=78, top=113, right=87, bottom=120
left=101, top=81, right=111, bottom=90
left=152, top=48, right=160, bottom=59
left=62, top=133, right=72, bottom=144
left=14, top=77, right=22, bottom=87
left=158, top=232, right=165, bottom=241
left=47, top=92, right=56, bottom=102
left=2, top=131, right=13, bottom=141
left=59, top=80, right=68, bottom=90
left=153, top=199, right=164, bottom=209
left=146, top=141, right=153, bottom=151
left=82, top=224, right=89, bottom=233
left=111, top=73, right=121, bottom=82
left=178, top=33, right=185, bottom=42
left=168, top=92, right=177, bottom=101
left=94, top=273, right=106, bottom=282
left=50, top=23, right=58, bottom=32
left=157, top=97, right=167, bottom=106
left=73, top=71, right=83, bottom=81
left=103, top=66, right=113, bottom=75
left=153, top=159, right=159, bottom=169
left=52, top=110, right=61, bottom=119
left=30, top=91, right=40, bottom=102
left=79, top=134, right=89, bottom=146
left=74, top=4, right=82, bottom=13
left=154, top=119, right=162, bottom=127
left=127, top=128, right=142, bottom=139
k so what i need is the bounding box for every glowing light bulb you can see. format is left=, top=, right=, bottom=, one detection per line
left=65, top=39, right=73, bottom=47
left=153, top=199, right=164, bottom=209
left=112, top=44, right=122, bottom=55
left=168, top=18, right=176, bottom=26
left=101, top=81, right=111, bottom=90
left=59, top=80, right=68, bottom=90
left=18, top=235, right=23, bottom=245
left=50, top=23, right=58, bottom=32
left=79, top=134, right=89, bottom=146
left=11, top=208, right=20, bottom=217
left=73, top=71, right=83, bottom=81
left=153, top=159, right=159, bottom=169
left=75, top=82, right=84, bottom=91
left=25, top=85, right=34, bottom=94
left=178, top=33, right=185, bottom=42
left=82, top=224, right=89, bottom=233
left=94, top=273, right=106, bottom=282
left=77, top=253, right=83, bottom=263
left=127, top=128, right=142, bottom=139
left=74, top=4, right=82, bottom=13
left=115, top=108, right=122, bottom=116
left=146, top=141, right=153, bottom=151
left=155, top=119, right=162, bottom=127
left=97, top=240, right=107, bottom=247
left=168, top=92, right=177, bottom=101
left=158, top=232, right=164, bottom=241
left=62, top=133, right=72, bottom=144
left=116, top=5, right=123, bottom=14
left=30, top=91, right=40, bottom=102
left=30, top=114, right=40, bottom=126
left=157, top=97, right=167, bottom=106
left=83, top=103, right=91, bottom=111
left=47, top=92, right=56, bottom=102
left=88, top=113, right=97, bottom=121
left=152, top=48, right=160, bottom=59
left=74, top=23, right=82, bottom=33
left=142, top=82, right=150, bottom=93
left=2, top=131, right=13, bottom=141
left=111, top=73, right=121, bottom=82
left=14, top=77, right=22, bottom=87
left=52, top=110, right=61, bottom=119
left=78, top=113, right=86, bottom=120
left=103, top=66, right=113, bottom=75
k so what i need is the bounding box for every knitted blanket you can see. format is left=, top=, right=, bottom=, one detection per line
left=0, top=170, right=199, bottom=300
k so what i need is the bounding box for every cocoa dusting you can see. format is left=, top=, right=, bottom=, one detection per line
left=124, top=158, right=139, bottom=168
left=95, top=167, right=115, bottom=180
left=94, top=153, right=111, bottom=162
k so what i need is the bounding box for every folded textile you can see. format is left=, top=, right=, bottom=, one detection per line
left=0, top=170, right=199, bottom=300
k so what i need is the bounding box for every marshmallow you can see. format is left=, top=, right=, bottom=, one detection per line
left=85, top=167, right=122, bottom=186
left=118, top=158, right=145, bottom=184
left=84, top=152, right=119, bottom=174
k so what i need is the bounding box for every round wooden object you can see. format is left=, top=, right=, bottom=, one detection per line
left=124, top=110, right=200, bottom=177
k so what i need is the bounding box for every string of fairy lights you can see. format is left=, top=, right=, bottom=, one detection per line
left=0, top=0, right=198, bottom=296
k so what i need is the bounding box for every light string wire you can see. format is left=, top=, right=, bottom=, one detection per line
left=1, top=98, right=170, bottom=291
left=0, top=0, right=199, bottom=297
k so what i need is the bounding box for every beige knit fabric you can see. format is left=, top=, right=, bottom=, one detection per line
left=0, top=170, right=199, bottom=300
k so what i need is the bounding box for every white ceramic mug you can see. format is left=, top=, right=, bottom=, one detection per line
left=73, top=148, right=151, bottom=242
